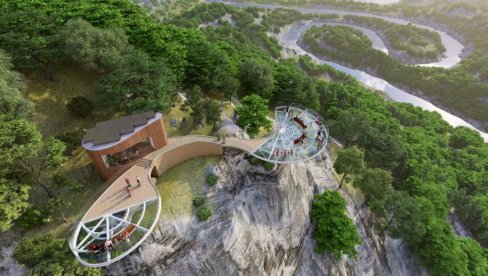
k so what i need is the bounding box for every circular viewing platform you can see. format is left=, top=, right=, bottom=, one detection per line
left=252, top=106, right=328, bottom=163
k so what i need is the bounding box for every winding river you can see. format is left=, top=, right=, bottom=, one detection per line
left=310, top=22, right=389, bottom=54
left=206, top=0, right=488, bottom=142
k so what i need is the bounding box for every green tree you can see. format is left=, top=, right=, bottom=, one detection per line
left=415, top=217, right=470, bottom=276
left=0, top=116, right=66, bottom=198
left=236, top=94, right=272, bottom=137
left=97, top=49, right=177, bottom=113
left=354, top=168, right=392, bottom=212
left=385, top=192, right=428, bottom=245
left=184, top=39, right=231, bottom=91
left=182, top=85, right=205, bottom=125
left=221, top=75, right=240, bottom=103
left=457, top=237, right=488, bottom=276
left=0, top=179, right=30, bottom=232
left=14, top=234, right=101, bottom=275
left=0, top=115, right=42, bottom=173
left=334, top=146, right=365, bottom=189
left=203, top=99, right=222, bottom=128
left=0, top=2, right=60, bottom=78
left=311, top=191, right=361, bottom=260
left=59, top=18, right=130, bottom=73
left=18, top=137, right=67, bottom=198
left=448, top=126, right=484, bottom=149
left=0, top=50, right=33, bottom=118
left=272, top=60, right=319, bottom=109
left=329, top=109, right=370, bottom=147
left=239, top=59, right=275, bottom=99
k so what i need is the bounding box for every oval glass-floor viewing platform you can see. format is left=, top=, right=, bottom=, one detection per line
left=252, top=106, right=328, bottom=163
left=69, top=160, right=161, bottom=267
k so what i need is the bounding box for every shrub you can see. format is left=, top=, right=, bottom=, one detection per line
left=263, top=162, right=274, bottom=171
left=197, top=207, right=212, bottom=221
left=193, top=197, right=206, bottom=207
left=206, top=174, right=219, bottom=186
left=249, top=157, right=259, bottom=166
left=311, top=191, right=360, bottom=260
left=67, top=96, right=94, bottom=117
left=55, top=130, right=81, bottom=155
left=17, top=209, right=45, bottom=229
left=51, top=172, right=83, bottom=193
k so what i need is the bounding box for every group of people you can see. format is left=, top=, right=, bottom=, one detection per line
left=125, top=176, right=142, bottom=197
left=274, top=148, right=296, bottom=157
left=114, top=147, right=140, bottom=166
left=93, top=229, right=131, bottom=256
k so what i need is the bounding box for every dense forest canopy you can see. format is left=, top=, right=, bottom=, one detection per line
left=0, top=0, right=487, bottom=275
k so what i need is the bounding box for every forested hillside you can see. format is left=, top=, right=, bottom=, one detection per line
left=0, top=1, right=487, bottom=275
left=244, top=0, right=488, bottom=132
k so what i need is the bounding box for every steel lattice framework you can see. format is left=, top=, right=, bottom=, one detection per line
left=252, top=106, right=328, bottom=164
left=70, top=197, right=160, bottom=267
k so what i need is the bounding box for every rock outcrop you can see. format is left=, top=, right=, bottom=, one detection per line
left=107, top=149, right=427, bottom=276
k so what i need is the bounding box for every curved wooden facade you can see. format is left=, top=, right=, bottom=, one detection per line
left=84, top=116, right=168, bottom=180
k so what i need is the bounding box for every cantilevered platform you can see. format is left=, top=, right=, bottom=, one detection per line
left=252, top=106, right=328, bottom=163
left=70, top=106, right=328, bottom=267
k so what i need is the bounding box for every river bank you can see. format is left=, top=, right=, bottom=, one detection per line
left=271, top=20, right=488, bottom=141
left=296, top=36, right=487, bottom=132
left=297, top=18, right=443, bottom=65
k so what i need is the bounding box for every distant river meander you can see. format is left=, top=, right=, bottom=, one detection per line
left=205, top=1, right=488, bottom=142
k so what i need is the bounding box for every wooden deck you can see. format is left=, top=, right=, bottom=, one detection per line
left=82, top=162, right=158, bottom=222
left=81, top=136, right=266, bottom=222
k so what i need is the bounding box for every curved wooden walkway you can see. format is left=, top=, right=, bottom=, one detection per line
left=71, top=135, right=268, bottom=267
left=72, top=105, right=329, bottom=267
left=83, top=136, right=266, bottom=223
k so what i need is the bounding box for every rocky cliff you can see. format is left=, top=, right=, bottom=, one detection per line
left=106, top=149, right=427, bottom=276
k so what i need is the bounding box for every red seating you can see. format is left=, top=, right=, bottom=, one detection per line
left=87, top=224, right=136, bottom=252
left=293, top=117, right=307, bottom=128
left=112, top=224, right=136, bottom=242
left=294, top=133, right=307, bottom=145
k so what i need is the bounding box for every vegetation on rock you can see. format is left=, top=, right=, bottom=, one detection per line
left=311, top=191, right=361, bottom=260
left=197, top=207, right=212, bottom=221
left=206, top=174, right=219, bottom=186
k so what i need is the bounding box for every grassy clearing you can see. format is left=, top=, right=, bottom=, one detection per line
left=155, top=156, right=220, bottom=220
left=163, top=97, right=217, bottom=137
left=21, top=66, right=109, bottom=238
left=24, top=66, right=109, bottom=137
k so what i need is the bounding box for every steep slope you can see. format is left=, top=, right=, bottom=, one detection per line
left=107, top=149, right=427, bottom=276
